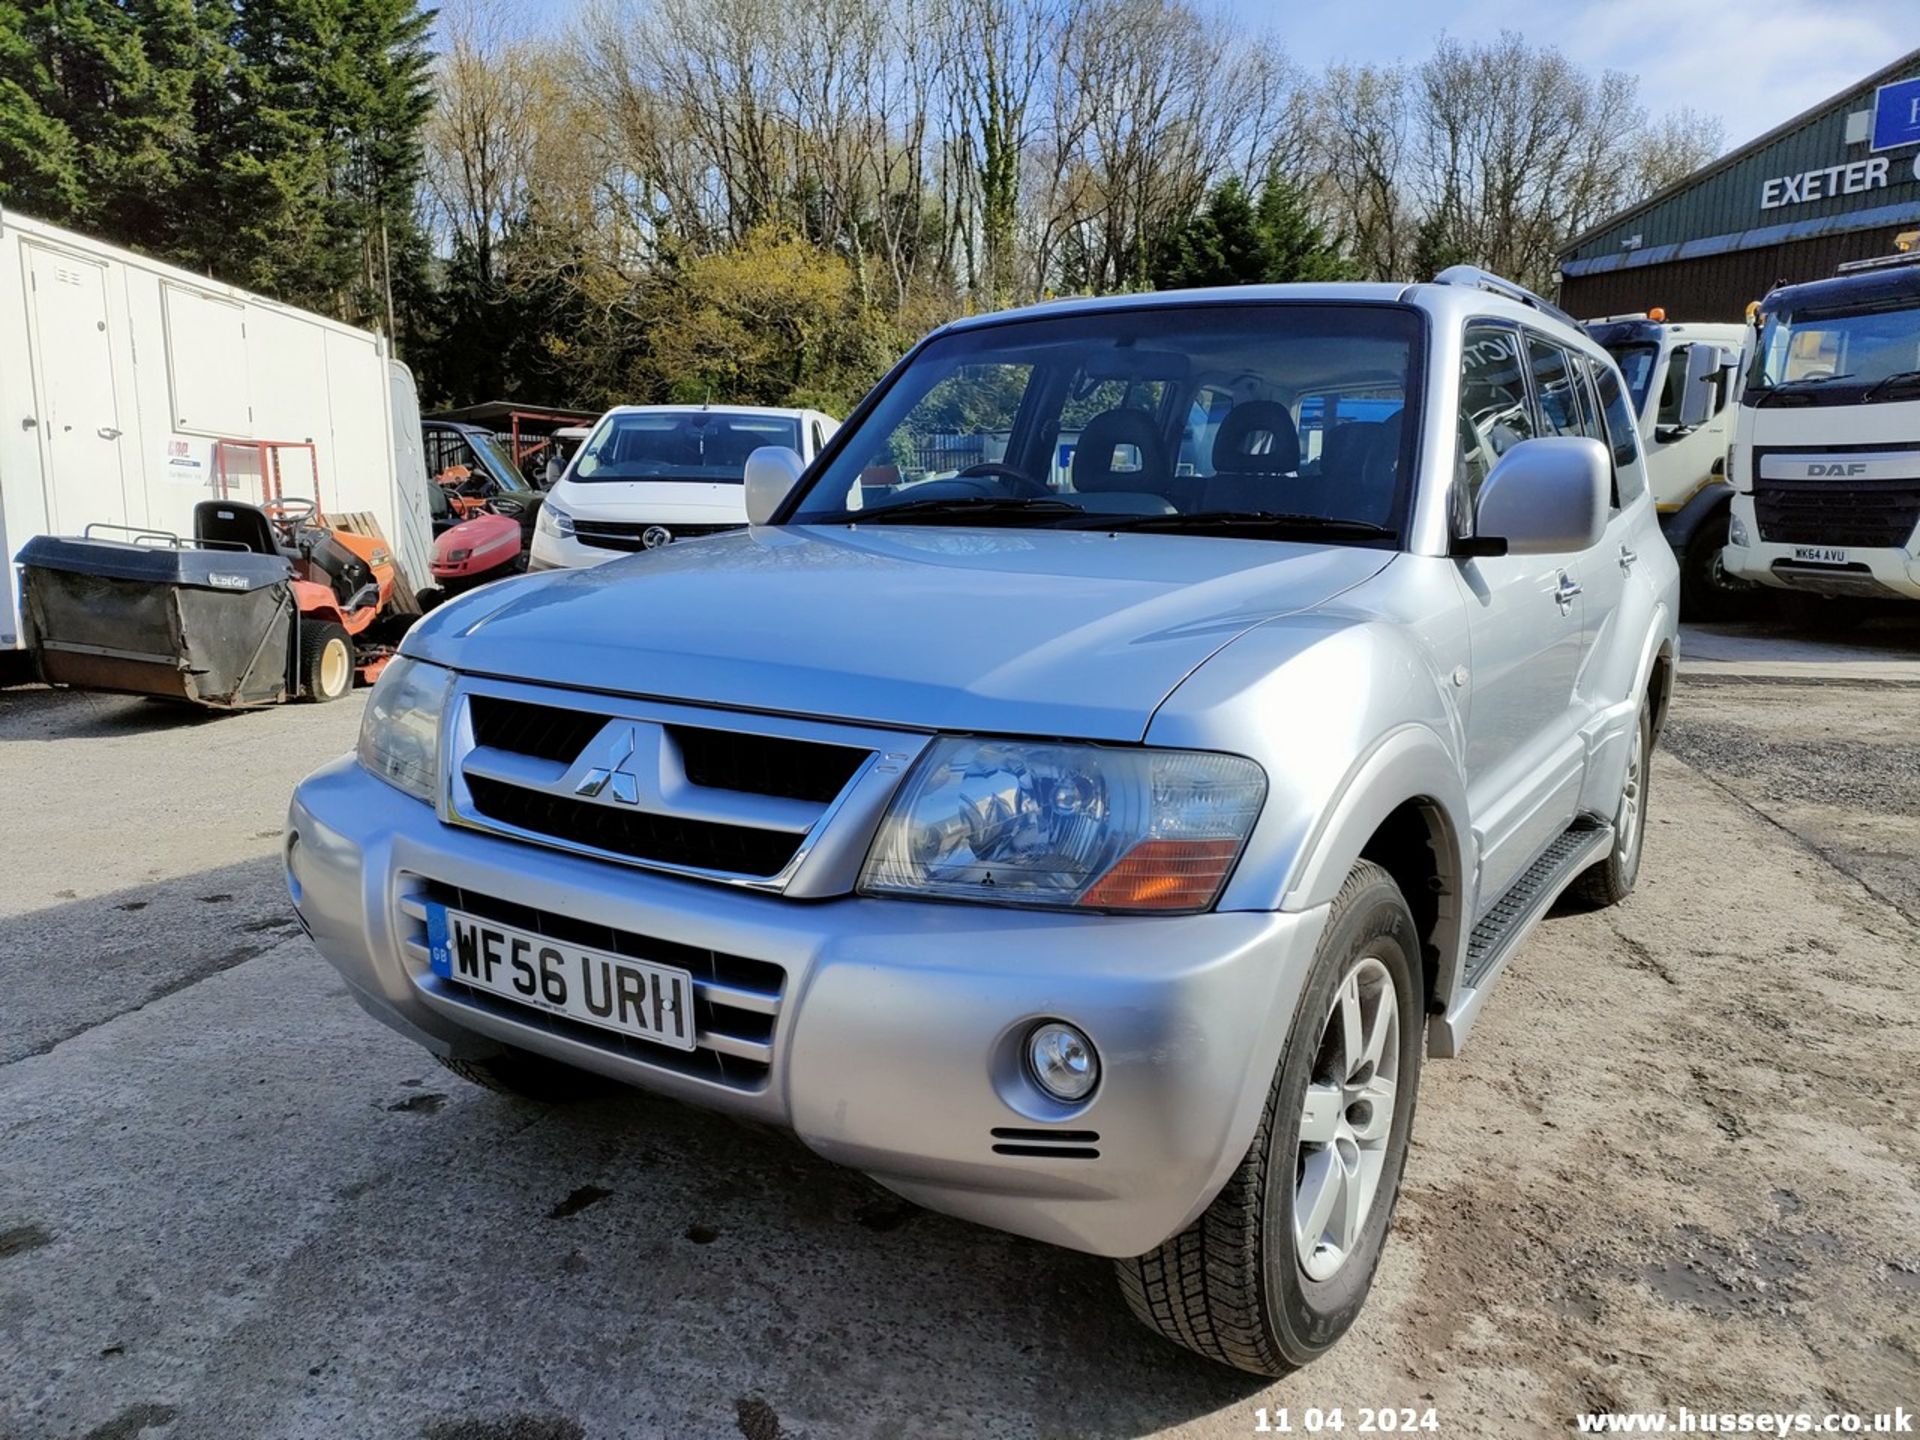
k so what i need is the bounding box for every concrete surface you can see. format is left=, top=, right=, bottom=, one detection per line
left=1, top=636, right=1916, bottom=1439
left=1680, top=610, right=1920, bottom=685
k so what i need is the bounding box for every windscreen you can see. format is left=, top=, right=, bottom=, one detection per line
left=787, top=303, right=1422, bottom=542
left=573, top=411, right=802, bottom=483
left=1747, top=300, right=1920, bottom=404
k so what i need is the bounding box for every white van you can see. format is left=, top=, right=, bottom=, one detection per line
left=529, top=405, right=838, bottom=567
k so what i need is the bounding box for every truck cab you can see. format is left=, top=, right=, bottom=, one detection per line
left=1585, top=313, right=1749, bottom=617
left=1724, top=247, right=1920, bottom=613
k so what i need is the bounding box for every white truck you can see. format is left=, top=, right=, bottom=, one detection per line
left=0, top=209, right=435, bottom=666
left=1724, top=246, right=1920, bottom=618
left=1584, top=313, right=1751, bottom=618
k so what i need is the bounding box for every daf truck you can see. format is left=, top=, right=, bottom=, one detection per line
left=1724, top=246, right=1920, bottom=616
left=1585, top=312, right=1750, bottom=617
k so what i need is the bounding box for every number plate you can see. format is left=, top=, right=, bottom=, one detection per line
left=425, top=904, right=697, bottom=1051
left=1793, top=545, right=1848, bottom=564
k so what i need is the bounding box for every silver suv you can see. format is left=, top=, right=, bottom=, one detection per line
left=289, top=270, right=1677, bottom=1375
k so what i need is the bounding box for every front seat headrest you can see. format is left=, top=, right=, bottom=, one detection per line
left=1211, top=401, right=1300, bottom=475
left=1072, top=408, right=1170, bottom=493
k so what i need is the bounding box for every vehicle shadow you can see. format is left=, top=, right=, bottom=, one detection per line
left=2, top=858, right=1274, bottom=1438
left=0, top=682, right=260, bottom=740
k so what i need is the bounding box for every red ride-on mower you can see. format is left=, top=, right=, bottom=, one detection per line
left=431, top=509, right=526, bottom=594
left=17, top=498, right=410, bottom=709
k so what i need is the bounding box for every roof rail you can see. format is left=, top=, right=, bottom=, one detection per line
left=1834, top=248, right=1920, bottom=276
left=1431, top=265, right=1578, bottom=328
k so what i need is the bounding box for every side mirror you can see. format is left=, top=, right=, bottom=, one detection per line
left=1677, top=344, right=1723, bottom=429
left=744, top=445, right=805, bottom=526
left=1467, top=437, right=1609, bottom=556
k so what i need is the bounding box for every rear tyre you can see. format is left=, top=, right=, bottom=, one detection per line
left=1680, top=511, right=1755, bottom=622
left=298, top=619, right=354, bottom=702
left=435, top=1047, right=613, bottom=1102
left=1575, top=693, right=1652, bottom=908
left=1115, top=860, right=1423, bottom=1376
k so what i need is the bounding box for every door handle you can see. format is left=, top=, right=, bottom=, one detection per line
left=97, top=426, right=123, bottom=441
left=1554, top=573, right=1582, bottom=611
left=1619, top=545, right=1637, bottom=572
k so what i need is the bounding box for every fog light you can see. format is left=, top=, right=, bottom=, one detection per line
left=1027, top=1021, right=1099, bottom=1101
left=1728, top=513, right=1749, bottom=547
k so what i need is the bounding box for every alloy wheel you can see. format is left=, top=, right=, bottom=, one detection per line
left=1294, top=954, right=1401, bottom=1281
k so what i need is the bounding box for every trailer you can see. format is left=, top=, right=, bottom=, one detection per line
left=0, top=209, right=434, bottom=658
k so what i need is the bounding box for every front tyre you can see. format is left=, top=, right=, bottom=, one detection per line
left=1115, top=860, right=1423, bottom=1375
left=1680, top=510, right=1756, bottom=622
left=298, top=619, right=354, bottom=702
left=1574, top=692, right=1652, bottom=908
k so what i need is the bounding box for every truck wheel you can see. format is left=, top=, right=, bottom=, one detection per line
left=1115, top=860, right=1423, bottom=1376
left=1680, top=512, right=1754, bottom=622
left=435, top=1047, right=613, bottom=1102
left=1575, top=694, right=1652, bottom=908
left=298, top=620, right=354, bottom=702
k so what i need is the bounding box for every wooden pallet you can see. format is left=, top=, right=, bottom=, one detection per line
left=332, top=510, right=425, bottom=616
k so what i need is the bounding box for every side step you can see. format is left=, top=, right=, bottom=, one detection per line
left=1429, top=818, right=1613, bottom=1058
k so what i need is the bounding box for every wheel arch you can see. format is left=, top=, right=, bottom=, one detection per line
left=1277, top=724, right=1470, bottom=1018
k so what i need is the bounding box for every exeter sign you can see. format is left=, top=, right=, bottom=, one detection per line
left=1758, top=155, right=1914, bottom=210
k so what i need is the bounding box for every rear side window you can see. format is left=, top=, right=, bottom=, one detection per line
left=1457, top=326, right=1534, bottom=502
left=1593, top=365, right=1647, bottom=506
left=1526, top=336, right=1585, bottom=439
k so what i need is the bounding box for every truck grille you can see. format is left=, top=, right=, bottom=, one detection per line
left=572, top=520, right=741, bottom=552
left=402, top=879, right=784, bottom=1090
left=1753, top=477, right=1920, bottom=548
left=451, top=684, right=879, bottom=888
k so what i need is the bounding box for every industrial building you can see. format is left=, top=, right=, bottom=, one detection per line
left=1558, top=48, right=1920, bottom=320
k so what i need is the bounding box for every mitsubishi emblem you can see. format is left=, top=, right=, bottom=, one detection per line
left=574, top=726, right=642, bottom=804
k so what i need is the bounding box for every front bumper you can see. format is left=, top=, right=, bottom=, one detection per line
left=526, top=527, right=616, bottom=571
left=1723, top=495, right=1920, bottom=599
left=288, top=757, right=1328, bottom=1257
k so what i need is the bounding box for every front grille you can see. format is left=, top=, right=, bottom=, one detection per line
left=406, top=879, right=784, bottom=1090
left=671, top=725, right=867, bottom=803
left=1753, top=477, right=1920, bottom=547
left=453, top=687, right=880, bottom=887
left=467, top=774, right=801, bottom=877
left=572, top=520, right=741, bottom=552
left=470, top=694, right=605, bottom=764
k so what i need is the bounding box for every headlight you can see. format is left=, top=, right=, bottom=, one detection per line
left=860, top=738, right=1266, bottom=912
left=537, top=501, right=575, bottom=538
left=1728, top=512, right=1749, bottom=547
left=356, top=657, right=453, bottom=802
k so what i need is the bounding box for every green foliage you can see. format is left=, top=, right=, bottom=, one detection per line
left=1151, top=172, right=1356, bottom=289
left=0, top=0, right=433, bottom=339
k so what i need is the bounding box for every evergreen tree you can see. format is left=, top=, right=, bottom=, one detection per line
left=1150, top=171, right=1356, bottom=290
left=0, top=4, right=85, bottom=217
left=1254, top=171, right=1355, bottom=283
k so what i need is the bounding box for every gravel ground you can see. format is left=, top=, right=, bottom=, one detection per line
left=1, top=648, right=1916, bottom=1440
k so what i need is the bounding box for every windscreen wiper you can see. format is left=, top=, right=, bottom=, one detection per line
left=1861, top=370, right=1920, bottom=402
left=811, top=495, right=1087, bottom=526
left=1752, top=374, right=1856, bottom=407
left=1067, top=509, right=1396, bottom=540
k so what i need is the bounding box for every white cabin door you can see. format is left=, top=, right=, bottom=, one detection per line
left=25, top=244, right=129, bottom=532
